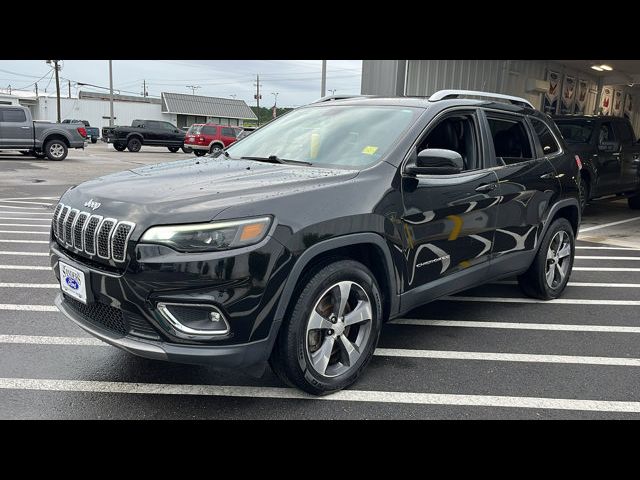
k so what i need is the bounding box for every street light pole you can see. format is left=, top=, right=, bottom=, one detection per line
left=321, top=60, right=327, bottom=97
left=108, top=60, right=114, bottom=127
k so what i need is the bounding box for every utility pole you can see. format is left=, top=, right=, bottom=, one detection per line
left=321, top=60, right=327, bottom=97
left=108, top=60, right=114, bottom=128
left=271, top=92, right=279, bottom=119
left=47, top=60, right=62, bottom=123
left=254, top=74, right=263, bottom=126
left=7, top=85, right=10, bottom=95
left=35, top=83, right=38, bottom=96
left=142, top=79, right=148, bottom=97
left=186, top=85, right=200, bottom=95
left=68, top=80, right=71, bottom=98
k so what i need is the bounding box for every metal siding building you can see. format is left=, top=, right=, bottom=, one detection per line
left=161, top=92, right=257, bottom=128
left=361, top=60, right=640, bottom=136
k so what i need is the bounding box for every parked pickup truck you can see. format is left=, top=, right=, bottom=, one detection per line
left=62, top=119, right=100, bottom=143
left=102, top=119, right=191, bottom=153
left=0, top=105, right=86, bottom=161
left=553, top=115, right=640, bottom=211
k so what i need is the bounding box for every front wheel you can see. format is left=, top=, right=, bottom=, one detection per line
left=269, top=259, right=383, bottom=395
left=91, top=138, right=98, bottom=144
left=518, top=218, right=575, bottom=300
left=127, top=138, right=142, bottom=152
left=629, top=194, right=640, bottom=210
left=44, top=139, right=68, bottom=161
left=167, top=146, right=180, bottom=153
left=193, top=150, right=206, bottom=157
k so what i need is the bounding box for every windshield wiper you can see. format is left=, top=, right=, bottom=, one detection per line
left=241, top=155, right=312, bottom=166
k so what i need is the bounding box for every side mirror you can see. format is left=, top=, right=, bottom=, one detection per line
left=599, top=140, right=620, bottom=152
left=406, top=148, right=464, bottom=175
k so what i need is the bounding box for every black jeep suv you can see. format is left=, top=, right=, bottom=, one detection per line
left=50, top=90, right=580, bottom=395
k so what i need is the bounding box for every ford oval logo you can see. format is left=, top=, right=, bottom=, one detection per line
left=65, top=277, right=79, bottom=290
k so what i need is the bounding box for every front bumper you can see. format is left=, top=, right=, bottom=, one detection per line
left=54, top=293, right=274, bottom=367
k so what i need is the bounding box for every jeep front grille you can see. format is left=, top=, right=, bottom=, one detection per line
left=53, top=202, right=135, bottom=263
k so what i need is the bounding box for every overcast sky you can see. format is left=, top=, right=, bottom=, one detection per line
left=0, top=60, right=363, bottom=107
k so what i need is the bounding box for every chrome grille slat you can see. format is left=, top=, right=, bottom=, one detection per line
left=52, top=203, right=135, bottom=263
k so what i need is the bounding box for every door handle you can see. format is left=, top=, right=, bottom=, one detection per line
left=475, top=183, right=497, bottom=193
left=540, top=172, right=556, bottom=180
left=20, top=126, right=30, bottom=129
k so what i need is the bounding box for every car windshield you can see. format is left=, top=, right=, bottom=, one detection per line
left=556, top=121, right=594, bottom=144
left=226, top=105, right=420, bottom=168
left=188, top=125, right=203, bottom=135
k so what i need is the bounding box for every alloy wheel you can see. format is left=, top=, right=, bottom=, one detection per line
left=49, top=143, right=64, bottom=159
left=545, top=230, right=572, bottom=288
left=305, top=280, right=373, bottom=378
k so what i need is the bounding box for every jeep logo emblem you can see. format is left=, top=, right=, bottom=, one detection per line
left=83, top=199, right=101, bottom=210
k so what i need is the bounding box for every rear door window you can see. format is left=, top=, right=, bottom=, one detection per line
left=1, top=109, right=27, bottom=122
left=201, top=125, right=217, bottom=136
left=598, top=122, right=616, bottom=144
left=486, top=116, right=534, bottom=165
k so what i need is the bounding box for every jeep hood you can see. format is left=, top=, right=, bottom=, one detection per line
left=60, top=157, right=359, bottom=227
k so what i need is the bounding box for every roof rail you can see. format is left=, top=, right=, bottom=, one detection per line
left=310, top=94, right=371, bottom=104
left=428, top=89, right=534, bottom=109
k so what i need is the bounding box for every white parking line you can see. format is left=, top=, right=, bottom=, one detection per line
left=0, top=283, right=58, bottom=289
left=2, top=377, right=640, bottom=413
left=0, top=239, right=48, bottom=244
left=0, top=211, right=51, bottom=216
left=0, top=251, right=49, bottom=256
left=575, top=256, right=640, bottom=261
left=390, top=319, right=640, bottom=333
left=0, top=200, right=53, bottom=206
left=576, top=246, right=639, bottom=251
left=0, top=304, right=57, bottom=312
left=0, top=265, right=50, bottom=270
left=444, top=296, right=640, bottom=305
left=0, top=224, right=50, bottom=228
left=6, top=334, right=640, bottom=368
left=573, top=267, right=640, bottom=272
left=580, top=216, right=640, bottom=232
left=374, top=348, right=640, bottom=366
left=0, top=218, right=52, bottom=222
left=0, top=205, right=51, bottom=210
left=495, top=281, right=640, bottom=288
left=0, top=230, right=49, bottom=235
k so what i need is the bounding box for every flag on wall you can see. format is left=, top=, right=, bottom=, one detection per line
left=574, top=79, right=588, bottom=114
left=543, top=70, right=560, bottom=115
left=600, top=87, right=613, bottom=115
left=624, top=93, right=633, bottom=118
left=560, top=75, right=576, bottom=114
left=612, top=90, right=623, bottom=116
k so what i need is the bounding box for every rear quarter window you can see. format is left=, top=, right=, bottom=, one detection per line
left=530, top=117, right=560, bottom=156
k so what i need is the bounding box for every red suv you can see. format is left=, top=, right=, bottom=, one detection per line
left=184, top=123, right=242, bottom=156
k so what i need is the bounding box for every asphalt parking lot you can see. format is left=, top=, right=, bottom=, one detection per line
left=1, top=142, right=640, bottom=419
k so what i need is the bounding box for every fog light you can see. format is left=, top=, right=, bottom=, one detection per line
left=156, top=302, right=230, bottom=339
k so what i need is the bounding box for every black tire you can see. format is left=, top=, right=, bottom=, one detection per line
left=269, top=259, right=383, bottom=395
left=518, top=218, right=575, bottom=300
left=193, top=150, right=206, bottom=157
left=167, top=146, right=180, bottom=153
left=91, top=138, right=98, bottom=144
left=127, top=137, right=142, bottom=152
left=113, top=142, right=126, bottom=152
left=209, top=143, right=223, bottom=154
left=629, top=194, right=640, bottom=210
left=578, top=175, right=589, bottom=214
left=181, top=147, right=193, bottom=154
left=44, top=139, right=68, bottom=161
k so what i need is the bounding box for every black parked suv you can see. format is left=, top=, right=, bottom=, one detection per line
left=50, top=91, right=580, bottom=395
left=553, top=115, right=640, bottom=212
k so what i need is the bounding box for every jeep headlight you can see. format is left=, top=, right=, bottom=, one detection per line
left=140, top=216, right=272, bottom=252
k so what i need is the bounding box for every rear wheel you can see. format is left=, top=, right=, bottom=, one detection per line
left=113, top=142, right=126, bottom=152
left=193, top=150, right=206, bottom=157
left=44, top=139, right=68, bottom=161
left=209, top=143, right=223, bottom=154
left=127, top=137, right=142, bottom=152
left=629, top=194, right=640, bottom=210
left=181, top=146, right=193, bottom=154
left=91, top=138, right=98, bottom=144
left=518, top=218, right=575, bottom=300
left=578, top=175, right=589, bottom=214
left=167, top=146, right=180, bottom=153
left=269, top=259, right=383, bottom=395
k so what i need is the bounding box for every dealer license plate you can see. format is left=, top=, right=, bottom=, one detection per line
left=59, top=261, right=88, bottom=304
